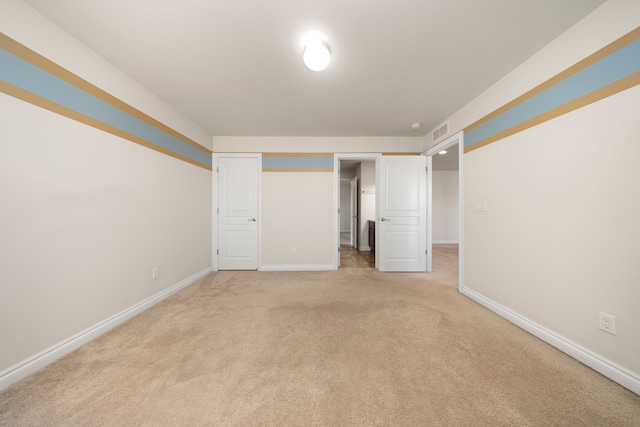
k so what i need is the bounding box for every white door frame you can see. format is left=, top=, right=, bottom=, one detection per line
left=426, top=154, right=433, bottom=272
left=423, top=131, right=464, bottom=291
left=212, top=153, right=262, bottom=272
left=350, top=177, right=358, bottom=248
left=333, top=153, right=381, bottom=270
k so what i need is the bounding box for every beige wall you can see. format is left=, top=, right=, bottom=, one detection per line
left=464, top=86, right=640, bottom=376
left=0, top=0, right=212, bottom=378
left=261, top=172, right=335, bottom=269
left=432, top=171, right=459, bottom=244
left=429, top=0, right=640, bottom=389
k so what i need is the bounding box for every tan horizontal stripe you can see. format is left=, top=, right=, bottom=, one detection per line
left=465, top=71, right=640, bottom=154
left=0, top=81, right=212, bottom=170
left=382, top=152, right=422, bottom=156
left=0, top=33, right=211, bottom=155
left=465, top=26, right=640, bottom=133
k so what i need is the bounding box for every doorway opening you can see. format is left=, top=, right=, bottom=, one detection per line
left=335, top=154, right=379, bottom=270
left=425, top=131, right=463, bottom=290
left=335, top=153, right=428, bottom=272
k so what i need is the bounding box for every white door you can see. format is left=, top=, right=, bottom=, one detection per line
left=350, top=177, right=358, bottom=248
left=218, top=157, right=258, bottom=270
left=378, top=155, right=427, bottom=272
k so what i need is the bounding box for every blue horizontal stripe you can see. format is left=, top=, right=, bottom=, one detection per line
left=0, top=49, right=211, bottom=167
left=262, top=156, right=334, bottom=169
left=465, top=39, right=640, bottom=149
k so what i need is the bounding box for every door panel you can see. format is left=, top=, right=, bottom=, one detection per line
left=378, top=156, right=427, bottom=272
left=385, top=231, right=420, bottom=259
left=218, top=157, right=258, bottom=270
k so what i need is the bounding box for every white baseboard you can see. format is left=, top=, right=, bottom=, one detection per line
left=260, top=264, right=335, bottom=272
left=0, top=267, right=213, bottom=392
left=433, top=240, right=459, bottom=244
left=461, top=286, right=640, bottom=396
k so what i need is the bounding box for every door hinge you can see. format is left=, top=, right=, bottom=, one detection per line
left=425, top=249, right=428, bottom=255
left=216, top=166, right=219, bottom=173
left=425, top=166, right=428, bottom=172
left=338, top=246, right=341, bottom=252
left=217, top=207, right=219, bottom=214
left=217, top=249, right=219, bottom=255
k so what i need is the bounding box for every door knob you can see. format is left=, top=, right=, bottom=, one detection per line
left=380, top=217, right=389, bottom=221
left=249, top=217, right=257, bottom=221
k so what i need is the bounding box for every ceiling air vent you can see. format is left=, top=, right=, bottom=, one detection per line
left=432, top=122, right=449, bottom=142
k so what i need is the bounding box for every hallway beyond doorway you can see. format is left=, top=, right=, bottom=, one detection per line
left=340, top=246, right=375, bottom=268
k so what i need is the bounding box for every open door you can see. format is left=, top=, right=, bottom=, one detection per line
left=377, top=155, right=427, bottom=272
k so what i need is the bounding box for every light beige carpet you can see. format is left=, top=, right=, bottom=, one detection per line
left=1, top=245, right=639, bottom=426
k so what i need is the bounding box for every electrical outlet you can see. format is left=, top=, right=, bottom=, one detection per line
left=598, top=312, right=616, bottom=335
left=152, top=267, right=159, bottom=280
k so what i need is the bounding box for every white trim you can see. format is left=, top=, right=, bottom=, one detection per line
left=349, top=177, right=359, bottom=249
left=461, top=287, right=640, bottom=395
left=424, top=131, right=464, bottom=291
left=212, top=153, right=218, bottom=271
left=459, top=133, right=465, bottom=291
left=433, top=240, right=459, bottom=244
left=426, top=154, right=433, bottom=272
left=260, top=264, right=334, bottom=272
left=0, top=267, right=213, bottom=391
left=212, top=153, right=262, bottom=272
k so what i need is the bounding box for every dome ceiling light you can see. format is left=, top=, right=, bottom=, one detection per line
left=300, top=31, right=331, bottom=71
left=302, top=32, right=331, bottom=72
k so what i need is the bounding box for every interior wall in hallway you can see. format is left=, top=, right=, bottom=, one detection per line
left=432, top=171, right=459, bottom=244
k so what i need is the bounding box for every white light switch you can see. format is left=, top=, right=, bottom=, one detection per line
left=474, top=200, right=488, bottom=211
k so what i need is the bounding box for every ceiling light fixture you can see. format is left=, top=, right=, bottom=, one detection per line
left=303, top=40, right=331, bottom=72
left=411, top=123, right=422, bottom=131
left=439, top=150, right=448, bottom=155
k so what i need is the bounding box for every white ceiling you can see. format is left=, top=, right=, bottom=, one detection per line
left=23, top=0, right=605, bottom=138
